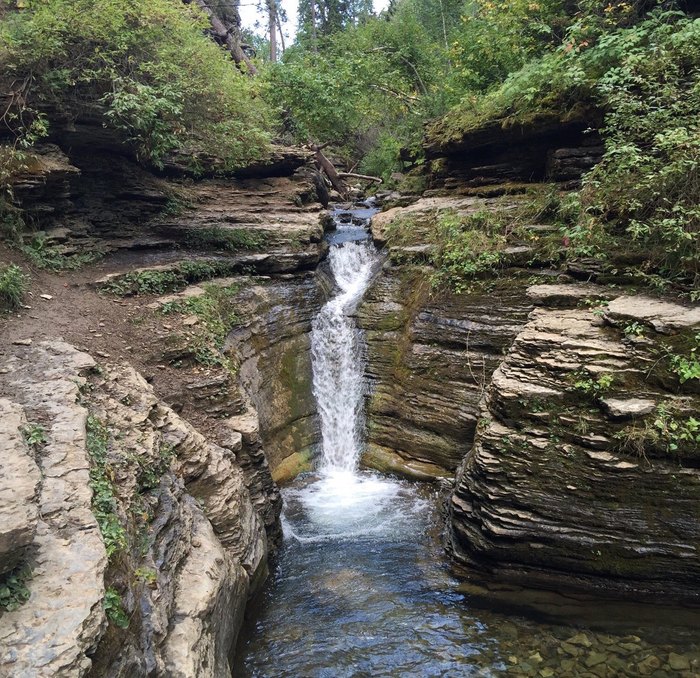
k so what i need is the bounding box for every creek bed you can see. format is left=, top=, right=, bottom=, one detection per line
left=234, top=471, right=699, bottom=677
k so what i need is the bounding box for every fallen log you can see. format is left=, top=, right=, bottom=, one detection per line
left=310, top=145, right=348, bottom=200
left=339, top=172, right=383, bottom=184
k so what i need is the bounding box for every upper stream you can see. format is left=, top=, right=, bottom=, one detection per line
left=234, top=206, right=699, bottom=677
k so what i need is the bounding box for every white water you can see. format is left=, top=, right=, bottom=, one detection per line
left=311, top=240, right=378, bottom=473
left=281, top=214, right=429, bottom=544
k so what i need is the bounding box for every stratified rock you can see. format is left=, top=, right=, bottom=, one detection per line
left=449, top=303, right=700, bottom=602
left=0, top=399, right=41, bottom=575
left=0, top=342, right=107, bottom=678
left=526, top=283, right=615, bottom=308
left=0, top=340, right=272, bottom=677
left=228, top=273, right=326, bottom=478
left=601, top=398, right=656, bottom=420
left=358, top=268, right=531, bottom=479
left=605, top=295, right=700, bottom=334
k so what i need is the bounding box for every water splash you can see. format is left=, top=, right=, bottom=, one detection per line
left=311, top=239, right=379, bottom=472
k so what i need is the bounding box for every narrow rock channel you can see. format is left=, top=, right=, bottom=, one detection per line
left=233, top=208, right=700, bottom=677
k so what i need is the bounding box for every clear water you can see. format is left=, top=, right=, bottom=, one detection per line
left=234, top=206, right=700, bottom=677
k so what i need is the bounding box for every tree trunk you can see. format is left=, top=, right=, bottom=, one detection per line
left=192, top=0, right=258, bottom=75
left=268, top=0, right=278, bottom=62
left=339, top=172, right=383, bottom=184
left=311, top=144, right=348, bottom=199
left=310, top=0, right=318, bottom=53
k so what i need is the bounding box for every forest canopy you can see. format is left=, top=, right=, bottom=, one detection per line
left=0, top=0, right=697, bottom=289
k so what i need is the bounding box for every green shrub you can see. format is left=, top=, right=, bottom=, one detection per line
left=21, top=423, right=46, bottom=448
left=185, top=227, right=267, bottom=252
left=0, top=0, right=270, bottom=170
left=86, top=416, right=127, bottom=560
left=0, top=263, right=28, bottom=310
left=0, top=565, right=32, bottom=614
left=101, top=260, right=238, bottom=297
left=617, top=404, right=700, bottom=458
left=19, top=235, right=102, bottom=271
left=430, top=211, right=507, bottom=291
left=570, top=370, right=615, bottom=399
left=431, top=10, right=700, bottom=290
left=104, top=587, right=129, bottom=628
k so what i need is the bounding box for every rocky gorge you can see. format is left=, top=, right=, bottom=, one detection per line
left=0, top=112, right=699, bottom=677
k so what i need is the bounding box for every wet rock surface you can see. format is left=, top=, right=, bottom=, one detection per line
left=358, top=267, right=531, bottom=479
left=228, top=273, right=327, bottom=480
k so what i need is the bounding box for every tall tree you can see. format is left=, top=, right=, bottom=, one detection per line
left=297, top=0, right=374, bottom=41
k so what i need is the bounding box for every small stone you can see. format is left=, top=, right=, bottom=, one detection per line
left=619, top=642, right=642, bottom=653
left=96, top=351, right=110, bottom=359
left=163, top=324, right=172, bottom=330
left=95, top=333, right=103, bottom=338
left=566, top=633, right=593, bottom=648
left=529, top=652, right=544, bottom=663
left=668, top=653, right=690, bottom=671
left=561, top=642, right=581, bottom=656
left=12, top=338, right=32, bottom=346
left=98, top=322, right=105, bottom=327
left=539, top=669, right=554, bottom=677
left=508, top=656, right=519, bottom=664
left=499, top=622, right=519, bottom=640
left=637, top=655, right=662, bottom=675
left=585, top=651, right=608, bottom=668
left=183, top=315, right=200, bottom=326
left=39, top=294, right=53, bottom=300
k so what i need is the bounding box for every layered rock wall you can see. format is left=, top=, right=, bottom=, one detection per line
left=358, top=266, right=530, bottom=479
left=449, top=288, right=700, bottom=602
left=0, top=341, right=269, bottom=677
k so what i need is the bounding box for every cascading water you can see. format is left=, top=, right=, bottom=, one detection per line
left=310, top=240, right=377, bottom=473
left=235, top=204, right=698, bottom=678
left=282, top=208, right=427, bottom=544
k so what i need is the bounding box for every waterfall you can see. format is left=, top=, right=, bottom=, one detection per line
left=311, top=239, right=379, bottom=473
left=281, top=205, right=425, bottom=546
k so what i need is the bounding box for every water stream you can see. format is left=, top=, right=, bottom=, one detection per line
left=234, top=206, right=699, bottom=677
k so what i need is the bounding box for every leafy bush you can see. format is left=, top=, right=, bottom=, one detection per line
left=104, top=587, right=129, bottom=628
left=430, top=211, right=507, bottom=291
left=86, top=415, right=127, bottom=560
left=0, top=263, right=28, bottom=310
left=101, top=260, right=240, bottom=297
left=431, top=10, right=700, bottom=289
left=617, top=404, right=700, bottom=458
left=666, top=332, right=700, bottom=385
left=0, top=565, right=32, bottom=613
left=19, top=235, right=102, bottom=271
left=0, top=0, right=270, bottom=169
left=579, top=13, right=700, bottom=287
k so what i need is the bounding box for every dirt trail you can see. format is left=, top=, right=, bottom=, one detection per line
left=0, top=245, right=197, bottom=404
